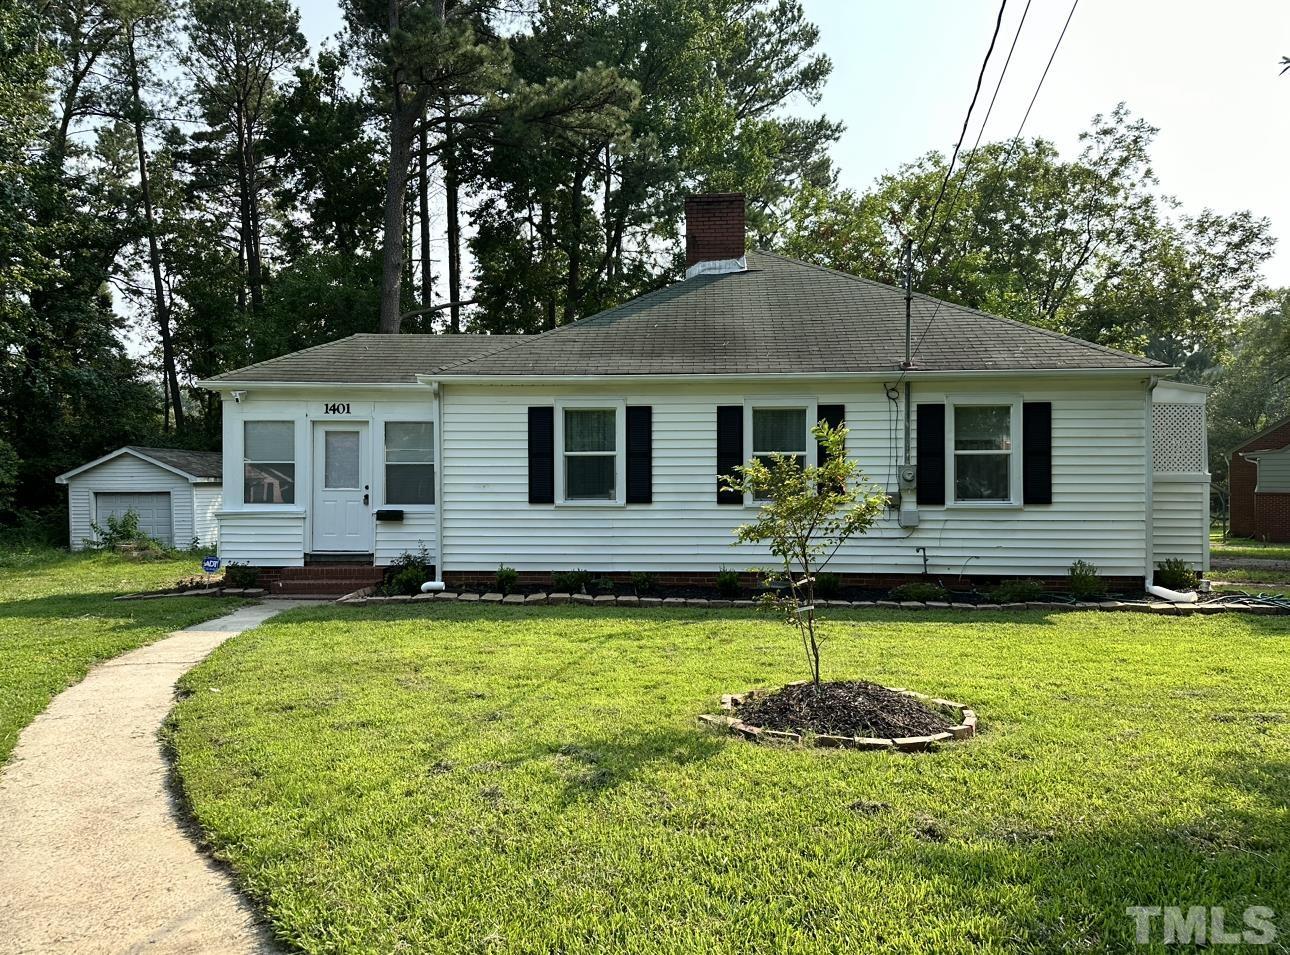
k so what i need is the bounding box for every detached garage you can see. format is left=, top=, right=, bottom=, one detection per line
left=55, top=447, right=223, bottom=550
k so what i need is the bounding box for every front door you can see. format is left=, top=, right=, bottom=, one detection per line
left=312, top=422, right=371, bottom=552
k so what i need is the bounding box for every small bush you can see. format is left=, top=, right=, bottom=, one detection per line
left=384, top=566, right=426, bottom=596
left=592, top=576, right=617, bottom=595
left=1155, top=558, right=1198, bottom=591
left=224, top=562, right=259, bottom=588
left=814, top=572, right=842, bottom=599
left=388, top=545, right=433, bottom=575
left=631, top=572, right=656, bottom=596
left=889, top=581, right=948, bottom=602
left=552, top=569, right=591, bottom=593
left=716, top=568, right=741, bottom=599
left=496, top=565, right=519, bottom=595
left=88, top=509, right=151, bottom=550
left=988, top=579, right=1043, bottom=603
left=1068, top=560, right=1104, bottom=599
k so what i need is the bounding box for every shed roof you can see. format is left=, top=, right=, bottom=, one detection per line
left=55, top=447, right=222, bottom=484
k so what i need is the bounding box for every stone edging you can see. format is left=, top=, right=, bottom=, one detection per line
left=698, top=684, right=976, bottom=752
left=337, top=591, right=1286, bottom=615
left=114, top=586, right=267, bottom=601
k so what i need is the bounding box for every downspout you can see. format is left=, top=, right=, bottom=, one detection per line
left=422, top=380, right=447, bottom=592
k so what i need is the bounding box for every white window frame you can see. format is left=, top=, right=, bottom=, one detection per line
left=242, top=419, right=297, bottom=507
left=555, top=399, right=626, bottom=506
left=944, top=396, right=1023, bottom=508
left=382, top=420, right=436, bottom=509
left=743, top=399, right=817, bottom=507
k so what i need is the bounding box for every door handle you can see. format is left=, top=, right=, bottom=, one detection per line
left=363, top=492, right=369, bottom=506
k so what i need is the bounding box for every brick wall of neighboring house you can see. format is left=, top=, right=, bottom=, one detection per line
left=1230, top=417, right=1290, bottom=539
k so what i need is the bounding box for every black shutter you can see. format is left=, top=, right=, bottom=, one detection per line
left=816, top=404, right=846, bottom=466
left=716, top=405, right=743, bottom=505
left=626, top=406, right=652, bottom=504
left=916, top=404, right=946, bottom=505
left=1022, top=402, right=1053, bottom=505
left=528, top=406, right=554, bottom=504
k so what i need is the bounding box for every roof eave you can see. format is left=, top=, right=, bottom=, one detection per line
left=420, top=366, right=1174, bottom=385
left=196, top=379, right=433, bottom=391
left=54, top=447, right=218, bottom=484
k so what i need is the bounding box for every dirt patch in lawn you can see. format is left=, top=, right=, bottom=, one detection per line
left=735, top=680, right=954, bottom=739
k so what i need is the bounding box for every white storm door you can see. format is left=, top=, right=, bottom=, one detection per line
left=311, top=422, right=371, bottom=552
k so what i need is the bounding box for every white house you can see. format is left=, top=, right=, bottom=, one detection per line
left=198, top=194, right=1210, bottom=590
left=55, top=446, right=223, bottom=549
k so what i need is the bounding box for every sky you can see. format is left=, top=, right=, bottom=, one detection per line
left=293, top=0, right=1290, bottom=285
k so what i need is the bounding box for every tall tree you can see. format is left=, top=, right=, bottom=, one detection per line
left=183, top=0, right=306, bottom=313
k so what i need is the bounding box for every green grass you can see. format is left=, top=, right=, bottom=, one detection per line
left=1210, top=531, right=1290, bottom=562
left=1210, top=567, right=1290, bottom=585
left=170, top=605, right=1290, bottom=953
left=0, top=546, right=243, bottom=762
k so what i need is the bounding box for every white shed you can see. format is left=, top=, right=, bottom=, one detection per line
left=55, top=447, right=223, bottom=550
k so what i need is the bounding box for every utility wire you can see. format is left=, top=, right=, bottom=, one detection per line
left=903, top=0, right=1081, bottom=372
left=915, top=0, right=1010, bottom=258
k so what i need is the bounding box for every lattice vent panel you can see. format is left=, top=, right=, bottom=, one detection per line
left=1153, top=403, right=1205, bottom=473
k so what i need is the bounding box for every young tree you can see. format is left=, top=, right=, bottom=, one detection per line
left=723, top=422, right=887, bottom=685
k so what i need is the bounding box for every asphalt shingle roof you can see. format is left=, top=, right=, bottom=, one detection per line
left=205, top=334, right=528, bottom=385
left=125, top=447, right=223, bottom=479
left=437, top=252, right=1164, bottom=376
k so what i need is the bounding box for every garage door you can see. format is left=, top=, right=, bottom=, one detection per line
left=96, top=492, right=173, bottom=545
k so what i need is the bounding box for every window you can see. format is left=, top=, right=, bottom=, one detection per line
left=562, top=408, right=616, bottom=501
left=244, top=421, right=295, bottom=504
left=751, top=407, right=808, bottom=499
left=385, top=422, right=434, bottom=505
left=952, top=405, right=1012, bottom=502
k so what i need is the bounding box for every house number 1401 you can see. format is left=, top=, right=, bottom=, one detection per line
left=323, top=402, right=351, bottom=415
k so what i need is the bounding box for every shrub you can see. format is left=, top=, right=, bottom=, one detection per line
left=631, top=572, right=656, bottom=596
left=551, top=569, right=591, bottom=593
left=88, top=509, right=148, bottom=550
left=814, top=573, right=842, bottom=599
left=988, top=579, right=1043, bottom=603
left=496, top=565, right=519, bottom=595
left=889, top=581, right=948, bottom=602
left=1155, top=558, right=1198, bottom=591
left=715, top=568, right=741, bottom=599
left=388, top=544, right=433, bottom=576
left=384, top=566, right=426, bottom=596
left=592, top=576, right=616, bottom=595
left=1068, top=560, right=1105, bottom=599
left=224, top=562, right=259, bottom=588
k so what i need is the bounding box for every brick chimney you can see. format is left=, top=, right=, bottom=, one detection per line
left=684, top=193, right=745, bottom=271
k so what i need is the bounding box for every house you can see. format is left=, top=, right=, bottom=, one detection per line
left=55, top=447, right=223, bottom=550
left=1229, top=415, right=1290, bottom=540
left=198, top=193, right=1210, bottom=590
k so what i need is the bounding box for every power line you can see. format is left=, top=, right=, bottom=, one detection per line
left=914, top=0, right=1010, bottom=258
left=904, top=0, right=1081, bottom=369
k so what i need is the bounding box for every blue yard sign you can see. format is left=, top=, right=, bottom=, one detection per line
left=202, top=556, right=221, bottom=574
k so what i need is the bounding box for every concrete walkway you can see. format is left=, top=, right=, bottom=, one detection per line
left=0, top=601, right=304, bottom=955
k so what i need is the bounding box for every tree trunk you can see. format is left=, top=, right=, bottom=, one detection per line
left=125, top=23, right=184, bottom=431
left=444, top=103, right=461, bottom=334
left=539, top=199, right=556, bottom=331
left=561, top=163, right=586, bottom=326
left=244, top=128, right=265, bottom=311
left=418, top=123, right=432, bottom=309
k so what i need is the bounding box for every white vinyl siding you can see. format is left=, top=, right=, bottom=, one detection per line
left=217, top=511, right=307, bottom=567
left=1253, top=449, right=1290, bottom=492
left=191, top=485, right=222, bottom=548
left=442, top=378, right=1151, bottom=577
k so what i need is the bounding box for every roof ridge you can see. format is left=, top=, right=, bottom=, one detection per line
left=751, top=250, right=1161, bottom=368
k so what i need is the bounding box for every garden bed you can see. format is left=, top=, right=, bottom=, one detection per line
left=701, top=681, right=977, bottom=751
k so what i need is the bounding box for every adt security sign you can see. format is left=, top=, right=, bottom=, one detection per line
left=202, top=556, right=221, bottom=575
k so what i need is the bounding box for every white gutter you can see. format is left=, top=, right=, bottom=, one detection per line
left=195, top=380, right=430, bottom=392
left=419, top=367, right=1176, bottom=386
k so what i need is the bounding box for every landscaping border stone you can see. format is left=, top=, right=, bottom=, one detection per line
left=700, top=685, right=977, bottom=753
left=332, top=591, right=1287, bottom=614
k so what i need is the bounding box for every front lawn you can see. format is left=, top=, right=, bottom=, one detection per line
left=0, top=547, right=243, bottom=762
left=170, top=605, right=1290, bottom=952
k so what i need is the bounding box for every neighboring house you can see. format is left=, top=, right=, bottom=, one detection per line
left=55, top=447, right=223, bottom=549
left=198, top=193, right=1210, bottom=589
left=1229, top=415, right=1290, bottom=540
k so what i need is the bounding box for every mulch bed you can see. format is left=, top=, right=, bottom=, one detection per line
left=735, top=680, right=954, bottom=739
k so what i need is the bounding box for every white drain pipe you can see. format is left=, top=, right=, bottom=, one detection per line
left=1145, top=583, right=1198, bottom=604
